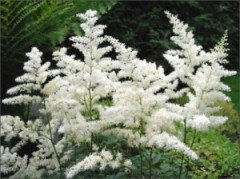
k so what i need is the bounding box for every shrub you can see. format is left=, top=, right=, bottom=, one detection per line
left=215, top=101, right=240, bottom=142
left=1, top=10, right=236, bottom=178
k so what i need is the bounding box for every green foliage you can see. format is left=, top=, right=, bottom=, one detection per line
left=129, top=131, right=240, bottom=179
left=100, top=1, right=239, bottom=72
left=40, top=132, right=240, bottom=178
left=98, top=96, right=113, bottom=107
left=128, top=149, right=180, bottom=178
left=215, top=101, right=240, bottom=143
left=175, top=94, right=189, bottom=106
left=189, top=130, right=240, bottom=178
left=1, top=0, right=117, bottom=59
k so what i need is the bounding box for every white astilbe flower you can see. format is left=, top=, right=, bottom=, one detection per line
left=2, top=95, right=42, bottom=105
left=1, top=115, right=42, bottom=144
left=123, top=159, right=132, bottom=172
left=164, top=11, right=203, bottom=85
left=2, top=47, right=59, bottom=105
left=187, top=115, right=210, bottom=131
left=183, top=46, right=236, bottom=128
left=147, top=132, right=198, bottom=160
left=211, top=30, right=229, bottom=64
left=71, top=11, right=111, bottom=65
left=146, top=108, right=184, bottom=135
left=164, top=11, right=236, bottom=130
left=0, top=146, right=28, bottom=176
left=52, top=47, right=85, bottom=75
left=208, top=116, right=228, bottom=127
left=0, top=115, right=68, bottom=178
left=43, top=10, right=122, bottom=146
left=102, top=34, right=189, bottom=157
left=1, top=116, right=25, bottom=141
left=66, top=149, right=124, bottom=179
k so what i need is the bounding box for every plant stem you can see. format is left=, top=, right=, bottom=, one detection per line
left=140, top=145, right=143, bottom=177
left=88, top=66, right=94, bottom=154
left=90, top=133, right=93, bottom=154
left=43, top=99, right=62, bottom=176
left=185, top=129, right=197, bottom=179
left=139, top=98, right=144, bottom=178
left=179, top=151, right=185, bottom=178
left=190, top=129, right=196, bottom=148
left=149, top=147, right=153, bottom=178
left=179, top=118, right=187, bottom=179
left=139, top=118, right=144, bottom=178
left=48, top=120, right=63, bottom=176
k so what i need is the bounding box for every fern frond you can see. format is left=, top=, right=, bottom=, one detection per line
left=8, top=1, right=45, bottom=35
left=2, top=0, right=118, bottom=59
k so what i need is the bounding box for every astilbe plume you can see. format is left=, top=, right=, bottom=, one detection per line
left=1, top=10, right=236, bottom=178
left=163, top=12, right=236, bottom=130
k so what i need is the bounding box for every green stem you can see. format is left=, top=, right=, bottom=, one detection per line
left=140, top=145, right=143, bottom=177
left=48, top=120, right=63, bottom=176
left=139, top=122, right=144, bottom=177
left=185, top=129, right=197, bottom=179
left=149, top=147, right=153, bottom=178
left=87, top=66, right=94, bottom=154
left=88, top=89, right=93, bottom=118
left=43, top=99, right=62, bottom=176
left=90, top=133, right=93, bottom=154
left=179, top=119, right=188, bottom=179
left=88, top=86, right=94, bottom=153
left=138, top=98, right=144, bottom=178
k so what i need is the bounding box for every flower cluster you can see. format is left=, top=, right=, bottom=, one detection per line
left=1, top=9, right=236, bottom=178
left=2, top=48, right=59, bottom=105
left=164, top=11, right=236, bottom=131
left=66, top=150, right=126, bottom=178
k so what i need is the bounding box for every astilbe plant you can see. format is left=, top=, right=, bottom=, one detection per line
left=1, top=10, right=236, bottom=178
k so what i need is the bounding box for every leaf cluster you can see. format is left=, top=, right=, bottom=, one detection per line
left=189, top=130, right=240, bottom=178
left=215, top=100, right=240, bottom=143
left=1, top=0, right=117, bottom=59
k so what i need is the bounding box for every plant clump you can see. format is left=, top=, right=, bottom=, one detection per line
left=1, top=10, right=236, bottom=178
